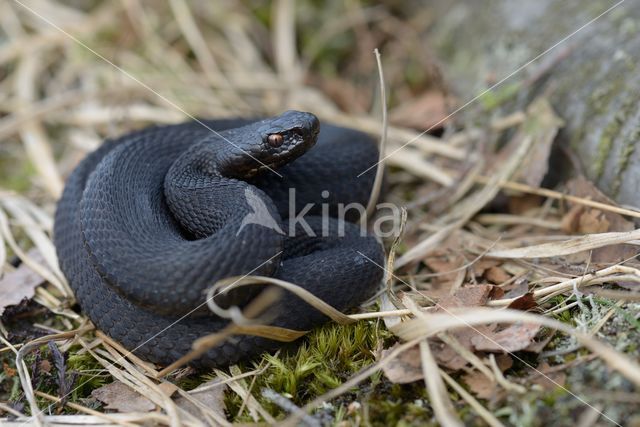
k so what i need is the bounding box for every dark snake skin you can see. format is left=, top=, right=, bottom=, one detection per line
left=54, top=111, right=384, bottom=368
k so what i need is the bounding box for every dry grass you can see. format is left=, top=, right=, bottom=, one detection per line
left=1, top=1, right=639, bottom=426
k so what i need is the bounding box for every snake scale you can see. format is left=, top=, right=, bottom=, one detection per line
left=54, top=111, right=385, bottom=368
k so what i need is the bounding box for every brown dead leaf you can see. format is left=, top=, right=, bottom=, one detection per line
left=0, top=254, right=45, bottom=317
left=471, top=259, right=499, bottom=278
left=494, top=353, right=514, bottom=371
left=564, top=176, right=634, bottom=233
left=463, top=354, right=513, bottom=400
left=561, top=176, right=637, bottom=263
left=436, top=284, right=494, bottom=309
left=431, top=324, right=497, bottom=371
left=471, top=322, right=541, bottom=353
left=424, top=249, right=466, bottom=291
left=452, top=284, right=494, bottom=306
left=562, top=205, right=609, bottom=234
left=484, top=266, right=511, bottom=284
left=381, top=343, right=423, bottom=384
left=507, top=195, right=545, bottom=215
left=506, top=292, right=537, bottom=311
left=174, top=378, right=227, bottom=419
left=462, top=370, right=498, bottom=400
left=91, top=381, right=155, bottom=412
left=429, top=286, right=498, bottom=370
left=389, top=90, right=449, bottom=130
left=489, top=286, right=505, bottom=300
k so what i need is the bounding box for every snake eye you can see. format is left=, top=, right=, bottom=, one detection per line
left=267, top=133, right=284, bottom=148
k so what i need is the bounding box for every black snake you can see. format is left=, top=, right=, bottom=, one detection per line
left=54, top=111, right=385, bottom=367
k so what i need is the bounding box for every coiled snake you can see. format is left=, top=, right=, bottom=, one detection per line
left=54, top=111, right=384, bottom=367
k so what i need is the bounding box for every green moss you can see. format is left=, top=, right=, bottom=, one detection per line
left=611, top=126, right=639, bottom=197
left=66, top=348, right=110, bottom=399
left=224, top=320, right=390, bottom=422
left=479, top=82, right=522, bottom=111
left=593, top=114, right=623, bottom=180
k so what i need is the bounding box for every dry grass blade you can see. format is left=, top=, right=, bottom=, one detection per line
left=387, top=149, right=454, bottom=186
left=486, top=228, right=640, bottom=259
left=362, top=48, right=388, bottom=223
left=419, top=340, right=464, bottom=427
left=490, top=264, right=640, bottom=306
left=15, top=54, right=63, bottom=197
left=474, top=176, right=640, bottom=220
left=209, top=275, right=356, bottom=325
left=0, top=204, right=67, bottom=295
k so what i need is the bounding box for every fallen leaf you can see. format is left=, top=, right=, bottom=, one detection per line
left=462, top=370, right=498, bottom=400
left=562, top=176, right=637, bottom=263
left=471, top=259, right=500, bottom=278
left=562, top=205, right=609, bottom=234
left=484, top=266, right=511, bottom=284
left=507, top=195, right=545, bottom=215
left=92, top=381, right=155, bottom=412
left=381, top=343, right=423, bottom=384
left=506, top=292, right=537, bottom=311
left=436, top=284, right=494, bottom=309
left=0, top=253, right=46, bottom=317
left=566, top=176, right=633, bottom=230
left=471, top=322, right=541, bottom=353
left=174, top=378, right=227, bottom=419
left=431, top=325, right=497, bottom=371
left=453, top=285, right=495, bottom=306
left=489, top=286, right=505, bottom=300
left=424, top=249, right=466, bottom=291
left=389, top=90, right=449, bottom=130
left=494, top=354, right=514, bottom=371
left=429, top=286, right=498, bottom=371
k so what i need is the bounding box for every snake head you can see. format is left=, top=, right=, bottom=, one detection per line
left=224, top=110, right=320, bottom=178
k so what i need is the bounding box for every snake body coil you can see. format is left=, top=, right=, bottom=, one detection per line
left=54, top=111, right=384, bottom=367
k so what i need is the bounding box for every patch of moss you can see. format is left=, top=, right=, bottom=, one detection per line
left=224, top=319, right=393, bottom=423
left=611, top=126, right=639, bottom=197
left=592, top=114, right=623, bottom=180
left=65, top=347, right=110, bottom=400
left=479, top=82, right=521, bottom=111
